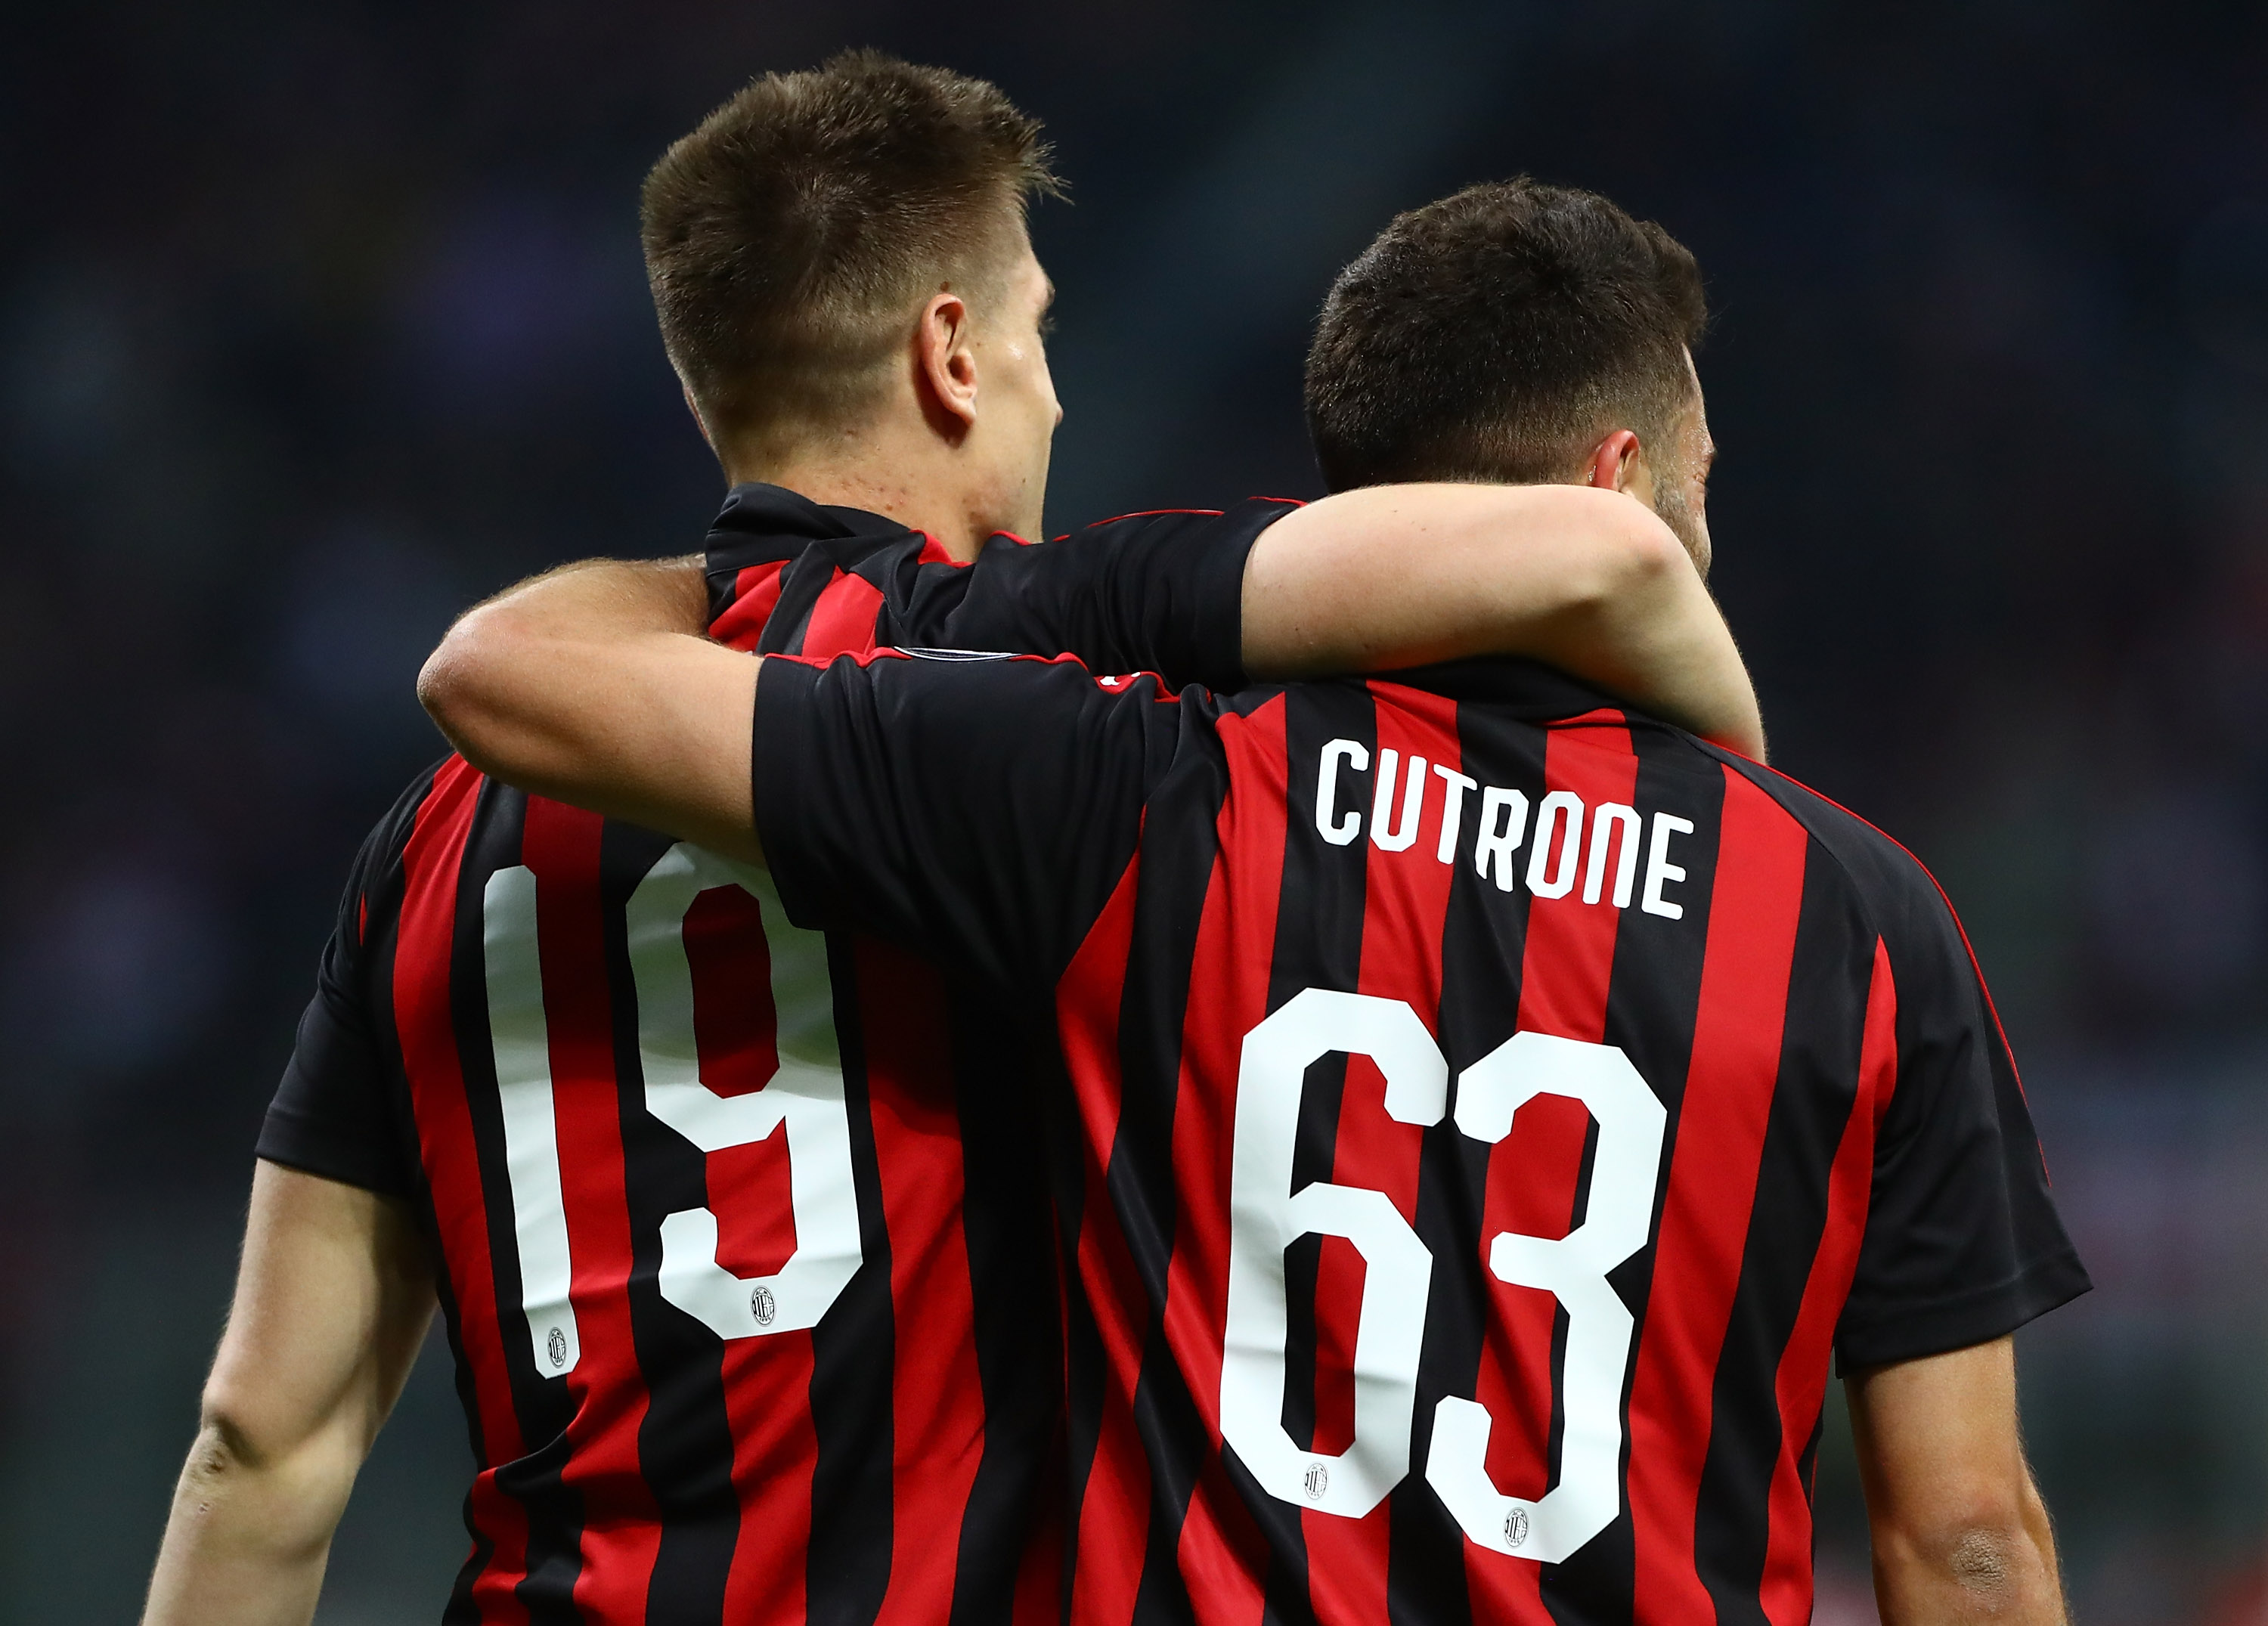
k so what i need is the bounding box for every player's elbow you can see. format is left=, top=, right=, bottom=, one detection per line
left=182, top=1402, right=362, bottom=1561
left=196, top=1376, right=370, bottom=1491
left=417, top=602, right=528, bottom=773
left=1876, top=1497, right=2056, bottom=1613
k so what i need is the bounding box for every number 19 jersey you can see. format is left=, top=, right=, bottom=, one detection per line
left=256, top=485, right=1284, bottom=1624
left=750, top=649, right=2093, bottom=1626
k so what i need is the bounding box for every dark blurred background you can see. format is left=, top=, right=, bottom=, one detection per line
left=5, top=1, right=2265, bottom=1619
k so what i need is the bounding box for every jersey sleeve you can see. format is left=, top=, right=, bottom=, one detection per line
left=751, top=651, right=1180, bottom=991
left=881, top=500, right=1297, bottom=692
left=1833, top=875, right=2091, bottom=1369
left=254, top=782, right=424, bottom=1197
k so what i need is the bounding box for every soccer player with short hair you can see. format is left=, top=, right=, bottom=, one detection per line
left=428, top=180, right=2087, bottom=1624
left=141, top=60, right=1758, bottom=1626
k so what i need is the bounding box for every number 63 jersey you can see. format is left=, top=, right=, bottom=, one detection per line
left=751, top=650, right=2092, bottom=1626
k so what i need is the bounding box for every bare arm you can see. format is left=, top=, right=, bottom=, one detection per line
left=419, top=482, right=1760, bottom=858
left=416, top=554, right=762, bottom=859
left=143, top=1160, right=437, bottom=1626
left=1241, top=483, right=1761, bottom=755
left=1846, top=1336, right=2066, bottom=1624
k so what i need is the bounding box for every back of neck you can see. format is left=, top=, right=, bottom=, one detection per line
left=723, top=447, right=985, bottom=563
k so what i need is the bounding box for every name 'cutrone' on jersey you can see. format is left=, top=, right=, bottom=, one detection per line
left=255, top=485, right=1287, bottom=1624
left=751, top=648, right=2091, bottom=1626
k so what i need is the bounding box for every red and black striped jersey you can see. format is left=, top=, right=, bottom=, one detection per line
left=751, top=649, right=2092, bottom=1626
left=257, top=485, right=1291, bottom=1625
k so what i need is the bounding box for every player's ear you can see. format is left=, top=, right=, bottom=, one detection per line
left=912, top=290, right=980, bottom=441
left=1583, top=429, right=1646, bottom=494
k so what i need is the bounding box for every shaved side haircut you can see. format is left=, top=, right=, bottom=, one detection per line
left=1305, top=178, right=1706, bottom=491
left=641, top=50, right=1061, bottom=448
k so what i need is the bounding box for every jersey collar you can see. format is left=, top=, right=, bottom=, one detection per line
left=1373, top=656, right=1637, bottom=723
left=705, top=481, right=916, bottom=565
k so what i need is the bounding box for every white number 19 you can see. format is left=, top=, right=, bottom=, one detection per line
left=482, top=844, right=863, bottom=1377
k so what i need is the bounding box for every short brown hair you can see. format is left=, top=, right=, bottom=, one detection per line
left=1304, top=178, right=1706, bottom=491
left=640, top=51, right=1061, bottom=443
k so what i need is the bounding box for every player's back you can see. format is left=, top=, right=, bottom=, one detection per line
left=261, top=483, right=1289, bottom=1623
left=750, top=645, right=2088, bottom=1626
left=261, top=490, right=1058, bottom=1624
left=1040, top=659, right=2087, bottom=1624
left=324, top=760, right=1059, bottom=1623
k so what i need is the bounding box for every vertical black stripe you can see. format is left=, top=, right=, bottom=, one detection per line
left=603, top=819, right=741, bottom=1621
left=452, top=781, right=586, bottom=1621
left=948, top=983, right=1064, bottom=1626
left=757, top=562, right=835, bottom=656
left=1243, top=683, right=1377, bottom=1626
left=1117, top=722, right=1231, bottom=1626
left=1537, top=725, right=1724, bottom=1624
left=1692, top=844, right=1873, bottom=1621
left=1390, top=701, right=1550, bottom=1626
left=806, top=936, right=897, bottom=1626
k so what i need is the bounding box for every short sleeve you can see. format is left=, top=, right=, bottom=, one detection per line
left=751, top=651, right=1181, bottom=991
left=1833, top=879, right=2090, bottom=1369
left=255, top=791, right=421, bottom=1197
left=882, top=500, right=1297, bottom=692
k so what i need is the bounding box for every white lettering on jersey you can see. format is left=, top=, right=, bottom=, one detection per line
left=1313, top=744, right=1696, bottom=918
left=1642, top=813, right=1695, bottom=918
left=1315, top=739, right=1369, bottom=846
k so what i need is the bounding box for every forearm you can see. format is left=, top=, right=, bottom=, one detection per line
left=418, top=555, right=759, bottom=854
left=141, top=1420, right=360, bottom=1626
left=2021, top=1470, right=2065, bottom=1607
left=1238, top=484, right=1765, bottom=757
left=419, top=556, right=707, bottom=768
left=1508, top=540, right=1761, bottom=757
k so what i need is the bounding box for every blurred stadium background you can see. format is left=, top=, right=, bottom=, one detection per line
left=5, top=1, right=2266, bottom=1619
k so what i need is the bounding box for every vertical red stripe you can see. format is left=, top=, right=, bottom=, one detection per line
left=393, top=760, right=533, bottom=1622
left=1626, top=765, right=1808, bottom=1623
left=519, top=798, right=662, bottom=1621
left=716, top=1345, right=819, bottom=1623
left=1756, top=940, right=1898, bottom=1626
left=708, top=903, right=819, bottom=1624
left=802, top=570, right=887, bottom=658
left=858, top=938, right=990, bottom=1626
left=1306, top=687, right=1461, bottom=1626
left=711, top=559, right=791, bottom=651
left=1464, top=714, right=1640, bottom=1623
left=1165, top=697, right=1289, bottom=1626
left=1058, top=861, right=1156, bottom=1626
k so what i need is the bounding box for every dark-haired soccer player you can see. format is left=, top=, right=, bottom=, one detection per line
left=141, top=60, right=1758, bottom=1626
left=426, top=179, right=2087, bottom=1624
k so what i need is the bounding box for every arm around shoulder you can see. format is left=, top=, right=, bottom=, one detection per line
left=1238, top=484, right=1765, bottom=757
left=417, top=556, right=764, bottom=859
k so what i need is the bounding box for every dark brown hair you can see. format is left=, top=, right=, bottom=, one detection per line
left=640, top=50, right=1061, bottom=442
left=1304, top=178, right=1706, bottom=491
